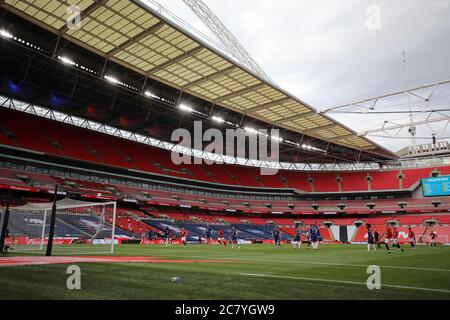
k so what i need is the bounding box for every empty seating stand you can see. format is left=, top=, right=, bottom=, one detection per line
left=339, top=172, right=368, bottom=192
left=0, top=108, right=449, bottom=192
left=370, top=171, right=400, bottom=190
left=283, top=172, right=309, bottom=191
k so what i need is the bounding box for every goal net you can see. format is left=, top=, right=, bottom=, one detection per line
left=1, top=198, right=116, bottom=255
left=420, top=234, right=449, bottom=246
left=414, top=234, right=449, bottom=246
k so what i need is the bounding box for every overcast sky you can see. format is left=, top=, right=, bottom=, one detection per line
left=146, top=0, right=450, bottom=153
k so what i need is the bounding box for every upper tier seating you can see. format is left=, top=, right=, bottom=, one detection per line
left=0, top=108, right=447, bottom=192
left=339, top=172, right=368, bottom=192
left=370, top=171, right=400, bottom=190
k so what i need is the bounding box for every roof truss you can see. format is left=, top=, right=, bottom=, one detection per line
left=0, top=0, right=395, bottom=159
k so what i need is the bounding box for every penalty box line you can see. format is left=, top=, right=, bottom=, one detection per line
left=191, top=253, right=265, bottom=258
left=237, top=273, right=450, bottom=294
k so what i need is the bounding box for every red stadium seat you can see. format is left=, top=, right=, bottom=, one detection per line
left=0, top=108, right=449, bottom=194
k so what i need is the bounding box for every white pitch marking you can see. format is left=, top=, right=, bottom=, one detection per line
left=114, top=250, right=450, bottom=272
left=207, top=257, right=450, bottom=272
left=192, top=252, right=264, bottom=259
left=237, top=273, right=450, bottom=294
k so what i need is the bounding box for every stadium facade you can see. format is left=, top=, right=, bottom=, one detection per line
left=0, top=1, right=449, bottom=249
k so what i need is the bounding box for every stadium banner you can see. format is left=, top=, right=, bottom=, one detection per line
left=262, top=240, right=277, bottom=244
left=46, top=190, right=67, bottom=195
left=0, top=184, right=39, bottom=192
left=6, top=237, right=125, bottom=246
left=140, top=239, right=256, bottom=245
left=147, top=201, right=176, bottom=207
left=141, top=239, right=183, bottom=245
left=81, top=193, right=117, bottom=201
left=91, top=239, right=120, bottom=245
left=348, top=210, right=371, bottom=214
left=5, top=237, right=73, bottom=246
left=197, top=206, right=222, bottom=211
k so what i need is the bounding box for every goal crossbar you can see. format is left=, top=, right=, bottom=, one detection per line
left=1, top=199, right=117, bottom=255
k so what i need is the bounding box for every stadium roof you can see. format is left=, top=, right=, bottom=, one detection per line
left=0, top=0, right=396, bottom=160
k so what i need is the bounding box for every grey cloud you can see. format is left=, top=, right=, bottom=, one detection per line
left=151, top=0, right=450, bottom=152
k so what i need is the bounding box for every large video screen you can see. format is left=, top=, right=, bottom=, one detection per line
left=422, top=176, right=450, bottom=197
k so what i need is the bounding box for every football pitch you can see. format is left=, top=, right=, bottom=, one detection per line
left=1, top=244, right=449, bottom=300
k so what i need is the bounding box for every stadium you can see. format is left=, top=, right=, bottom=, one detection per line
left=0, top=0, right=449, bottom=302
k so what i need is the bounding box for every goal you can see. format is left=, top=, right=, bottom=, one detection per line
left=416, top=234, right=449, bottom=246
left=1, top=198, right=117, bottom=255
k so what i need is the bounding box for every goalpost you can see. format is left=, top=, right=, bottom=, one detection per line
left=421, top=235, right=449, bottom=246
left=415, top=234, right=449, bottom=246
left=1, top=198, right=117, bottom=255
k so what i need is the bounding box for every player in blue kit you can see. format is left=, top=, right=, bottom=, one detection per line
left=205, top=226, right=213, bottom=244
left=292, top=225, right=302, bottom=249
left=164, top=227, right=172, bottom=247
left=230, top=227, right=239, bottom=248
left=309, top=224, right=319, bottom=250
left=273, top=226, right=281, bottom=248
left=366, top=224, right=376, bottom=252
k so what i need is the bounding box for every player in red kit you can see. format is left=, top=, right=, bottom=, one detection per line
left=392, top=227, right=399, bottom=247
left=384, top=227, right=394, bottom=253
left=430, top=230, right=438, bottom=248
left=392, top=227, right=404, bottom=252
left=384, top=227, right=392, bottom=253
left=408, top=227, right=416, bottom=249
left=181, top=228, right=188, bottom=247
left=217, top=228, right=226, bottom=246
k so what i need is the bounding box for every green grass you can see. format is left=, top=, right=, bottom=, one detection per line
left=1, top=244, right=449, bottom=300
